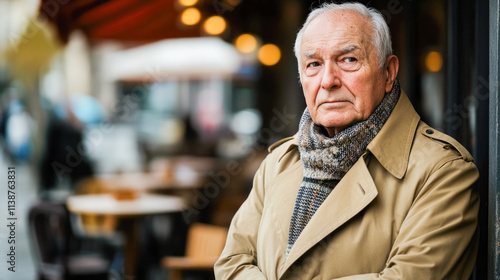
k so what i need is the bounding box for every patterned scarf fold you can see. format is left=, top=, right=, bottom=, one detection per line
left=286, top=80, right=400, bottom=256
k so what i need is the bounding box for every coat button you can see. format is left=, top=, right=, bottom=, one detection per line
left=426, top=129, right=434, bottom=134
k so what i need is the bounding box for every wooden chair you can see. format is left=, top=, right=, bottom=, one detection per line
left=28, top=200, right=110, bottom=280
left=161, top=223, right=228, bottom=280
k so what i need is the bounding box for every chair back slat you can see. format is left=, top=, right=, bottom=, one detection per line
left=185, top=223, right=228, bottom=259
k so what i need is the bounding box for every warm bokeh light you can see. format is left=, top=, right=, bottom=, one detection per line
left=258, top=44, right=281, bottom=66
left=178, top=0, right=198, bottom=6
left=235, top=34, right=258, bottom=54
left=181, top=8, right=201, bottom=26
left=203, top=16, right=226, bottom=35
left=425, top=51, right=443, bottom=72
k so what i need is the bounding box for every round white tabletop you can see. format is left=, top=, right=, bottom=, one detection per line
left=67, top=193, right=186, bottom=216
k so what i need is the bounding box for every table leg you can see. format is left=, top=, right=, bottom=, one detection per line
left=119, top=217, right=140, bottom=279
left=170, top=269, right=183, bottom=280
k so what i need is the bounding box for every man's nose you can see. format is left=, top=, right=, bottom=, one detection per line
left=321, top=62, right=341, bottom=90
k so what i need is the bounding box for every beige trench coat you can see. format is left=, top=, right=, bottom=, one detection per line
left=214, top=92, right=479, bottom=280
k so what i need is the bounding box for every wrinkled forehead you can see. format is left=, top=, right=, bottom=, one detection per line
left=301, top=10, right=375, bottom=50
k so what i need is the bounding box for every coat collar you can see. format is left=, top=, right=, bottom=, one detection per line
left=270, top=91, right=420, bottom=179
left=366, top=91, right=420, bottom=179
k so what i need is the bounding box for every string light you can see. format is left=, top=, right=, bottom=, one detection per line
left=203, top=16, right=226, bottom=35
left=258, top=44, right=281, bottom=66
left=181, top=8, right=201, bottom=26
left=235, top=34, right=258, bottom=53
left=178, top=0, right=198, bottom=7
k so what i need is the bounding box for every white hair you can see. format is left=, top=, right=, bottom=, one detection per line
left=294, top=2, right=392, bottom=69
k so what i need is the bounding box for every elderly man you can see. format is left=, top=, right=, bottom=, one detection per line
left=215, top=2, right=479, bottom=280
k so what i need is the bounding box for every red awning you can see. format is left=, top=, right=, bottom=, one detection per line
left=38, top=0, right=201, bottom=44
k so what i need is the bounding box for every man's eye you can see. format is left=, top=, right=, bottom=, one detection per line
left=338, top=57, right=361, bottom=71
left=343, top=57, right=357, bottom=63
left=307, top=62, right=320, bottom=67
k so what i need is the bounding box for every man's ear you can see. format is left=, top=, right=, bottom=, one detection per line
left=384, top=55, right=399, bottom=92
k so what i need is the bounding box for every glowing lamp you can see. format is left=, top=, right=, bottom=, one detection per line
left=181, top=8, right=201, bottom=26
left=235, top=34, right=257, bottom=54
left=204, top=16, right=226, bottom=35
left=258, top=44, right=281, bottom=66
left=425, top=51, right=443, bottom=72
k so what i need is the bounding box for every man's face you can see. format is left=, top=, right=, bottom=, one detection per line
left=299, top=10, right=394, bottom=136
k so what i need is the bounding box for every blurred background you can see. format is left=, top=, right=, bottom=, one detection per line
left=0, top=0, right=490, bottom=279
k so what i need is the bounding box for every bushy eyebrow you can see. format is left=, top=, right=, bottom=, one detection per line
left=303, top=51, right=317, bottom=59
left=302, top=45, right=359, bottom=59
left=339, top=45, right=358, bottom=54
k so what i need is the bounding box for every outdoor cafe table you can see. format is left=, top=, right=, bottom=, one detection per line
left=67, top=193, right=186, bottom=279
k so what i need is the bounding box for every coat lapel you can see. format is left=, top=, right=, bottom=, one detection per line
left=279, top=155, right=378, bottom=277
left=267, top=159, right=304, bottom=258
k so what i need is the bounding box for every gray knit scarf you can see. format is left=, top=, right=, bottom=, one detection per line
left=286, top=80, right=400, bottom=256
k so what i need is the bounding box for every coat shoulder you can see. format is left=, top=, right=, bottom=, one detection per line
left=263, top=134, right=301, bottom=177
left=412, top=122, right=474, bottom=165
left=268, top=135, right=296, bottom=153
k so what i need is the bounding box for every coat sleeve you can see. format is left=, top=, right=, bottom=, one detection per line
left=333, top=158, right=479, bottom=280
left=214, top=158, right=269, bottom=280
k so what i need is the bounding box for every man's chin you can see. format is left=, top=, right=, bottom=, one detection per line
left=317, top=116, right=355, bottom=130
